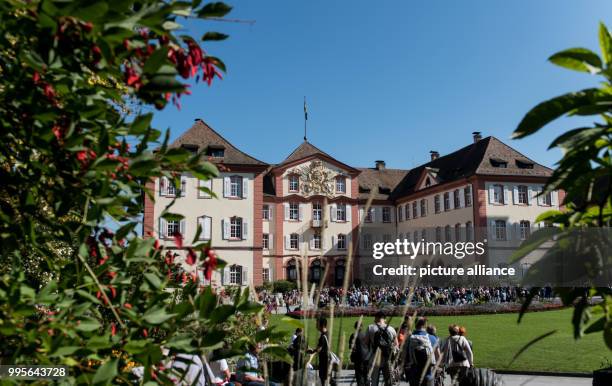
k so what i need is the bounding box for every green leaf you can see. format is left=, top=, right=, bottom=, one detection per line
left=199, top=286, right=218, bottom=318
left=72, top=2, right=109, bottom=22
left=144, top=272, right=163, bottom=289
left=513, top=88, right=610, bottom=139
left=198, top=2, right=232, bottom=18
left=584, top=316, right=605, bottom=334
left=162, top=21, right=182, bottom=31
left=549, top=47, right=602, bottom=73
left=50, top=346, right=80, bottom=357
left=161, top=212, right=185, bottom=221
left=143, top=47, right=170, bottom=75
left=209, top=304, right=235, bottom=323
left=202, top=32, right=229, bottom=41
left=76, top=318, right=101, bottom=332
left=262, top=345, right=293, bottom=364
left=130, top=113, right=154, bottom=135
left=599, top=22, right=612, bottom=65
left=143, top=307, right=176, bottom=324
left=92, top=358, right=118, bottom=384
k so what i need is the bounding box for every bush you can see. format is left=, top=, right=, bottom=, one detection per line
left=272, top=280, right=297, bottom=293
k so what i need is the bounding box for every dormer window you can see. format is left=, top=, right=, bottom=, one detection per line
left=288, top=175, right=299, bottom=192
left=425, top=177, right=431, bottom=187
left=516, top=159, right=534, bottom=169
left=490, top=158, right=508, bottom=168
left=206, top=145, right=225, bottom=158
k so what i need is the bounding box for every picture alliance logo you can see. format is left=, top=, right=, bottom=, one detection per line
left=371, top=239, right=487, bottom=260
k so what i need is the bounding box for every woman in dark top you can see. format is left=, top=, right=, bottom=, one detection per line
left=309, top=317, right=330, bottom=386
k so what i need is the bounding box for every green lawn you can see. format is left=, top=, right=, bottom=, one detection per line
left=269, top=308, right=610, bottom=373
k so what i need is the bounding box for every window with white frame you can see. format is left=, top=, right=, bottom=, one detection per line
left=492, top=184, right=504, bottom=204
left=444, top=192, right=450, bottom=211
left=445, top=225, right=452, bottom=241
left=382, top=207, right=391, bottom=223
left=262, top=268, right=270, bottom=283
left=336, top=176, right=346, bottom=193
left=495, top=220, right=507, bottom=241
left=542, top=191, right=552, bottom=206
left=434, top=195, right=441, bottom=213
left=420, top=199, right=427, bottom=217
left=167, top=220, right=180, bottom=238
left=290, top=233, right=299, bottom=249
left=464, top=186, right=472, bottom=206
left=312, top=233, right=321, bottom=249
left=520, top=220, right=531, bottom=240
left=453, top=189, right=460, bottom=208
left=412, top=202, right=417, bottom=218
left=337, top=234, right=347, bottom=250
left=230, top=217, right=243, bottom=239
left=466, top=221, right=473, bottom=241
left=229, top=265, right=242, bottom=285
left=336, top=204, right=347, bottom=222
left=263, top=233, right=269, bottom=249
left=262, top=204, right=270, bottom=220
left=312, top=202, right=322, bottom=220
left=288, top=175, right=299, bottom=192
left=289, top=202, right=299, bottom=220
left=363, top=234, right=372, bottom=249
left=517, top=185, right=529, bottom=205
left=229, top=175, right=243, bottom=197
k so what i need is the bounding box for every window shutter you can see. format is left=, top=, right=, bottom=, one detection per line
left=309, top=236, right=314, bottom=250
left=490, top=220, right=497, bottom=241
left=359, top=208, right=364, bottom=222
left=513, top=186, right=518, bottom=204
left=242, top=266, right=248, bottom=285
left=298, top=204, right=304, bottom=221
left=448, top=195, right=454, bottom=210
left=284, top=203, right=289, bottom=220
left=537, top=187, right=544, bottom=206
left=415, top=203, right=420, bottom=218
left=488, top=185, right=495, bottom=204
left=388, top=205, right=393, bottom=222
left=346, top=204, right=352, bottom=221
left=331, top=204, right=337, bottom=222
left=222, top=266, right=230, bottom=285
left=503, top=186, right=509, bottom=205
left=284, top=235, right=289, bottom=249
left=322, top=235, right=326, bottom=249
left=179, top=219, right=185, bottom=237
left=332, top=235, right=336, bottom=249
left=242, top=220, right=248, bottom=240
left=180, top=176, right=187, bottom=197
left=223, top=177, right=230, bottom=198
left=242, top=178, right=248, bottom=199
left=527, top=187, right=533, bottom=205
left=222, top=218, right=229, bottom=240
left=551, top=191, right=558, bottom=206
left=269, top=236, right=273, bottom=250
left=160, top=177, right=168, bottom=196
left=159, top=217, right=167, bottom=239
left=197, top=217, right=204, bottom=239
left=506, top=221, right=511, bottom=241
left=203, top=216, right=211, bottom=240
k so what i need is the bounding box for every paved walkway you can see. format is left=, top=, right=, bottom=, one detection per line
left=335, top=370, right=592, bottom=386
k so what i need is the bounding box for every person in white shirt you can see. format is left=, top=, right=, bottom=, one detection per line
left=205, top=353, right=231, bottom=386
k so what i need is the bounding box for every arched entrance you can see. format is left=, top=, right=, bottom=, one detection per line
left=309, top=259, right=322, bottom=283
left=286, top=259, right=298, bottom=282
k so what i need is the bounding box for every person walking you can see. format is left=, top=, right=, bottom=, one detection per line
left=405, top=317, right=434, bottom=386
left=366, top=311, right=398, bottom=386
left=308, top=317, right=331, bottom=386
left=349, top=320, right=370, bottom=386
left=442, top=325, right=473, bottom=383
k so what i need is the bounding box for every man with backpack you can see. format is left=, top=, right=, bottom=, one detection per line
left=366, top=311, right=398, bottom=386
left=442, top=324, right=473, bottom=383
left=405, top=317, right=434, bottom=386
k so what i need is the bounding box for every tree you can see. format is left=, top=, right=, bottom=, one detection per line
left=512, top=22, right=612, bottom=351
left=0, top=1, right=287, bottom=384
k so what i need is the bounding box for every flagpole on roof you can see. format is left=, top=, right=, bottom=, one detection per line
left=303, top=96, right=308, bottom=141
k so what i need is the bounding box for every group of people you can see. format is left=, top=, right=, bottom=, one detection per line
left=258, top=285, right=554, bottom=311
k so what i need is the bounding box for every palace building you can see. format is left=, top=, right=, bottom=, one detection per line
left=143, top=119, right=563, bottom=287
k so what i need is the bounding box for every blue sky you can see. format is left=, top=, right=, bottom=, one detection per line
left=151, top=0, right=612, bottom=170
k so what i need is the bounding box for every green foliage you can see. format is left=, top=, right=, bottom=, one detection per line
left=0, top=1, right=287, bottom=384
left=272, top=280, right=298, bottom=294
left=512, top=22, right=612, bottom=351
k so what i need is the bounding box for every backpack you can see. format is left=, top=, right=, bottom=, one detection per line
left=409, top=334, right=433, bottom=369
left=373, top=325, right=394, bottom=357
left=450, top=337, right=467, bottom=363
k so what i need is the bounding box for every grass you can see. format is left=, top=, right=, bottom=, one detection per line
left=269, top=308, right=611, bottom=373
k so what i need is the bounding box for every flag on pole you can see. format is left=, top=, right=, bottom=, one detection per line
left=304, top=97, right=308, bottom=121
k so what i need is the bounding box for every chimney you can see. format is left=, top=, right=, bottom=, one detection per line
left=472, top=131, right=482, bottom=143
left=375, top=160, right=386, bottom=170
left=430, top=150, right=439, bottom=161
